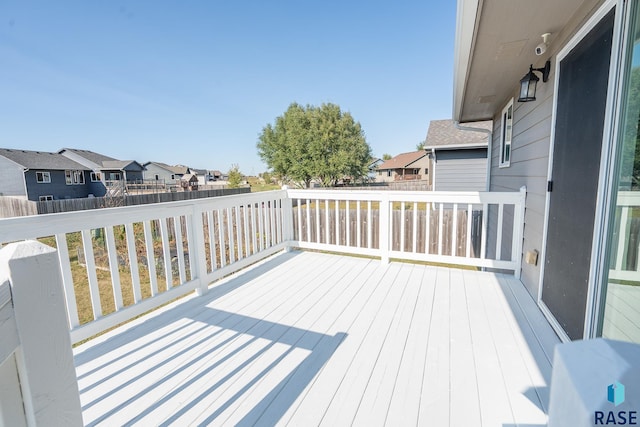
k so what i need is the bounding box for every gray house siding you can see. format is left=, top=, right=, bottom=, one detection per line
left=143, top=164, right=178, bottom=184
left=0, top=157, right=27, bottom=198
left=88, top=180, right=107, bottom=197
left=488, top=72, right=554, bottom=299
left=123, top=166, right=144, bottom=182
left=484, top=0, right=608, bottom=300
left=433, top=148, right=487, bottom=191
left=24, top=170, right=92, bottom=201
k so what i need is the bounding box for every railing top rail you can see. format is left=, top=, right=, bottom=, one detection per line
left=0, top=190, right=287, bottom=243
left=286, top=189, right=525, bottom=204
left=615, top=191, right=640, bottom=206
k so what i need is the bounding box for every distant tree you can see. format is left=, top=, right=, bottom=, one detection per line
left=382, top=153, right=392, bottom=160
left=257, top=102, right=372, bottom=187
left=227, top=164, right=242, bottom=188
left=416, top=140, right=427, bottom=151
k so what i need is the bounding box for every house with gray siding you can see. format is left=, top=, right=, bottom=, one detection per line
left=454, top=0, right=640, bottom=346
left=423, top=119, right=491, bottom=191
left=59, top=148, right=145, bottom=182
left=142, top=162, right=187, bottom=185
left=190, top=168, right=210, bottom=186
left=0, top=148, right=93, bottom=201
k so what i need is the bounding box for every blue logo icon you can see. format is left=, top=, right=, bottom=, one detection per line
left=608, top=382, right=625, bottom=407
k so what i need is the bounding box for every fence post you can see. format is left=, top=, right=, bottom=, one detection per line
left=0, top=240, right=82, bottom=426
left=379, top=194, right=390, bottom=265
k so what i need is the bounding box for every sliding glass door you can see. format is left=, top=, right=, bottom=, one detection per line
left=601, top=2, right=640, bottom=343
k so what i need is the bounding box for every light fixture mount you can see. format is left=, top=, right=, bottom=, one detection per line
left=517, top=60, right=551, bottom=102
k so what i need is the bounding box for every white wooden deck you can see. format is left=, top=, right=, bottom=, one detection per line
left=603, top=282, right=640, bottom=343
left=74, top=250, right=559, bottom=427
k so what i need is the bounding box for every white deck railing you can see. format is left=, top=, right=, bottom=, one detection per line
left=0, top=190, right=289, bottom=344
left=0, top=188, right=526, bottom=345
left=288, top=187, right=526, bottom=272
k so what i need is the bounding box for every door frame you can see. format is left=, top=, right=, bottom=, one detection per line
left=537, top=0, right=625, bottom=342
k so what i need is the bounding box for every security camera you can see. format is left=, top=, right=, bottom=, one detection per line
left=535, top=33, right=551, bottom=56
left=535, top=43, right=547, bottom=56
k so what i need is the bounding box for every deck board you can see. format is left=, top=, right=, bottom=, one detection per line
left=74, top=250, right=560, bottom=426
left=419, top=267, right=452, bottom=426
left=384, top=265, right=436, bottom=426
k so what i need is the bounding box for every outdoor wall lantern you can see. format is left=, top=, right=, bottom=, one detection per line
left=517, top=60, right=551, bottom=102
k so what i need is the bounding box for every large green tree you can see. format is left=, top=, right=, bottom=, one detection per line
left=257, top=103, right=372, bottom=187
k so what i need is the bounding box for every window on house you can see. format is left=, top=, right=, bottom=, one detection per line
left=171, top=174, right=175, bottom=180
left=39, top=195, right=53, bottom=201
left=155, top=174, right=159, bottom=180
left=36, top=171, right=51, bottom=183
left=65, top=170, right=85, bottom=185
left=387, top=170, right=392, bottom=177
left=90, top=172, right=101, bottom=182
left=413, top=169, right=419, bottom=175
left=500, top=99, right=513, bottom=167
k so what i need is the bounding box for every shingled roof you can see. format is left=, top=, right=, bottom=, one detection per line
left=377, top=151, right=428, bottom=170
left=424, top=119, right=493, bottom=150
left=60, top=148, right=142, bottom=170
left=0, top=148, right=89, bottom=170
left=60, top=148, right=116, bottom=164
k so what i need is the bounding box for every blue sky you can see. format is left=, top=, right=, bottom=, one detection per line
left=0, top=1, right=456, bottom=175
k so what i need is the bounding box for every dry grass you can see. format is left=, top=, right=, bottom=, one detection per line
left=39, top=222, right=191, bottom=327
left=247, top=176, right=281, bottom=192
left=38, top=213, right=268, bottom=337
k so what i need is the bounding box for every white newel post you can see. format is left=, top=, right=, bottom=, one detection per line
left=190, top=206, right=209, bottom=296
left=379, top=194, right=390, bottom=265
left=0, top=241, right=82, bottom=427
left=282, top=187, right=294, bottom=251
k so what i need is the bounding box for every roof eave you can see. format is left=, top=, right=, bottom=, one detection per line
left=424, top=142, right=488, bottom=151
left=453, top=0, right=481, bottom=123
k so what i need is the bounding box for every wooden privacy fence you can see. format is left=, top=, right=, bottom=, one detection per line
left=0, top=197, right=38, bottom=218
left=36, top=187, right=250, bottom=215
left=0, top=188, right=251, bottom=217
left=293, top=208, right=482, bottom=258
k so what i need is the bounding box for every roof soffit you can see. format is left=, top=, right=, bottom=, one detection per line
left=454, top=0, right=599, bottom=123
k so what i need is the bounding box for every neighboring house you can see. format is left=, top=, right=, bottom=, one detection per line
left=180, top=173, right=199, bottom=191
left=190, top=168, right=209, bottom=186
left=367, top=158, right=384, bottom=181
left=209, top=170, right=223, bottom=181
left=375, top=151, right=430, bottom=183
left=0, top=148, right=94, bottom=201
left=142, top=162, right=187, bottom=185
left=59, top=148, right=145, bottom=182
left=424, top=119, right=492, bottom=191
left=454, top=0, right=638, bottom=343
left=171, top=165, right=191, bottom=180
